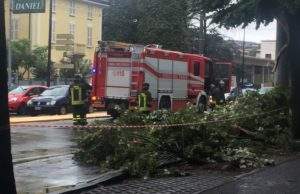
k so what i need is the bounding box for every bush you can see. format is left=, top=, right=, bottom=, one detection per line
left=75, top=87, right=292, bottom=177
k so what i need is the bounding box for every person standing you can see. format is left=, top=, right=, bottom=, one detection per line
left=219, top=80, right=226, bottom=104
left=138, top=83, right=152, bottom=113
left=209, top=83, right=220, bottom=103
left=70, top=75, right=92, bottom=125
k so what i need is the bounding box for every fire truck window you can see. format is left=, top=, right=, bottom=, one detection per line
left=194, top=62, right=200, bottom=76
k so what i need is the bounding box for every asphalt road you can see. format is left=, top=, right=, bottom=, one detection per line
left=11, top=119, right=105, bottom=194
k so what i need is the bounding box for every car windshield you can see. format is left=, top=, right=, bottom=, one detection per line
left=9, top=86, right=29, bottom=94
left=41, top=86, right=68, bottom=96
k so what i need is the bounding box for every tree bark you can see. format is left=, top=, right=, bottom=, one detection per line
left=275, top=21, right=290, bottom=86
left=0, top=1, right=17, bottom=193
left=287, top=14, right=300, bottom=139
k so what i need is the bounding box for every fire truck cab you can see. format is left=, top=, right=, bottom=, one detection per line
left=91, top=41, right=233, bottom=115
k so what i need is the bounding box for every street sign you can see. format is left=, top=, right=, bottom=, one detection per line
left=56, top=34, right=74, bottom=40
left=54, top=63, right=74, bottom=69
left=12, top=0, right=46, bottom=14
left=56, top=39, right=74, bottom=45
left=55, top=45, right=74, bottom=51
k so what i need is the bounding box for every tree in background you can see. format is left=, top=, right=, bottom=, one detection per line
left=0, top=1, right=17, bottom=193
left=103, top=0, right=238, bottom=56
left=103, top=0, right=190, bottom=51
left=60, top=56, right=91, bottom=83
left=195, top=0, right=300, bottom=138
left=11, top=39, right=36, bottom=80
left=103, top=0, right=140, bottom=43
left=31, top=46, right=54, bottom=80
left=136, top=0, right=190, bottom=51
left=188, top=27, right=240, bottom=60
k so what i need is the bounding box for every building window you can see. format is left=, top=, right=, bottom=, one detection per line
left=87, top=4, right=93, bottom=19
left=69, top=23, right=75, bottom=37
left=69, top=0, right=75, bottom=16
left=52, top=0, right=56, bottom=13
left=11, top=18, right=19, bottom=40
left=87, top=27, right=93, bottom=47
left=193, top=62, right=200, bottom=76
left=52, top=20, right=56, bottom=43
left=265, top=54, right=272, bottom=59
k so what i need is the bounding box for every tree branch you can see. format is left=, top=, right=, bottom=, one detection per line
left=232, top=125, right=264, bottom=141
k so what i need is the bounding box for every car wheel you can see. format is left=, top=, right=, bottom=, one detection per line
left=17, top=105, right=27, bottom=115
left=59, top=106, right=67, bottom=115
left=30, top=110, right=38, bottom=116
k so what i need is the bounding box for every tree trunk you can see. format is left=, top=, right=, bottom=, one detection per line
left=275, top=21, right=290, bottom=86
left=0, top=1, right=17, bottom=193
left=287, top=15, right=300, bottom=139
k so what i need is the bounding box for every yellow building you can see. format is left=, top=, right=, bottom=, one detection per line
left=5, top=0, right=109, bottom=70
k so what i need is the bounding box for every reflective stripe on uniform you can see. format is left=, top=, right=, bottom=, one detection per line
left=71, top=85, right=84, bottom=105
left=138, top=93, right=148, bottom=112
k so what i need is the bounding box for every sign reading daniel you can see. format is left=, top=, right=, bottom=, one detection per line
left=12, top=0, right=46, bottom=14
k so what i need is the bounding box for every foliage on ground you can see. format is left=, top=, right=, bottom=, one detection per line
left=75, top=87, right=291, bottom=177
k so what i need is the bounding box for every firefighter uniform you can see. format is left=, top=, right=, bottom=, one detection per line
left=70, top=76, right=91, bottom=125
left=138, top=83, right=152, bottom=113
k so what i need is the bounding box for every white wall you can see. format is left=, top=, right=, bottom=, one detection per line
left=259, top=40, right=276, bottom=60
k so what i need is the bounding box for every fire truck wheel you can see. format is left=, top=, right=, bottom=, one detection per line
left=107, top=103, right=121, bottom=119
left=159, top=95, right=171, bottom=110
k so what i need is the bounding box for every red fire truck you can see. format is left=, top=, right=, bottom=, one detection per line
left=91, top=41, right=235, bottom=115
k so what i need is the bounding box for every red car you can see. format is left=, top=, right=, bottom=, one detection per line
left=9, top=85, right=47, bottom=115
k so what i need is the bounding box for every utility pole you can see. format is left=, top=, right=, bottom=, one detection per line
left=47, top=0, right=53, bottom=87
left=0, top=0, right=17, bottom=193
left=199, top=12, right=207, bottom=55
left=241, top=28, right=246, bottom=87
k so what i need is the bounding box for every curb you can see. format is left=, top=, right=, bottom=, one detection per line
left=13, top=153, right=74, bottom=165
left=57, top=154, right=300, bottom=194
left=56, top=169, right=127, bottom=194
left=10, top=113, right=109, bottom=124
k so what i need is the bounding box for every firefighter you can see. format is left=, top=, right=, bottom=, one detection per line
left=138, top=83, right=152, bottom=113
left=219, top=80, right=226, bottom=104
left=70, top=75, right=92, bottom=125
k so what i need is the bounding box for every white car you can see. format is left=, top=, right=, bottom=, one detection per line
left=258, top=87, right=274, bottom=95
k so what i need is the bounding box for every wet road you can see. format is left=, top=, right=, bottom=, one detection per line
left=11, top=119, right=105, bottom=194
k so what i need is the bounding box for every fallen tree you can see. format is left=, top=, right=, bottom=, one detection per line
left=75, top=87, right=291, bottom=177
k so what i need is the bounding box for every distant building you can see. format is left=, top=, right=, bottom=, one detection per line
left=233, top=39, right=276, bottom=87
left=4, top=0, right=109, bottom=78
left=259, top=40, right=276, bottom=60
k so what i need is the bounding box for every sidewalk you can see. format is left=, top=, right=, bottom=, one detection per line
left=10, top=111, right=108, bottom=124
left=75, top=157, right=300, bottom=194
left=203, top=157, right=300, bottom=194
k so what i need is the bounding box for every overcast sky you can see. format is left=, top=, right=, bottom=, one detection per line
left=219, top=21, right=277, bottom=43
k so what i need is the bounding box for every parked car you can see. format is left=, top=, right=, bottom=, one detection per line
left=225, top=87, right=257, bottom=101
left=8, top=85, right=47, bottom=115
left=27, top=85, right=70, bottom=115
